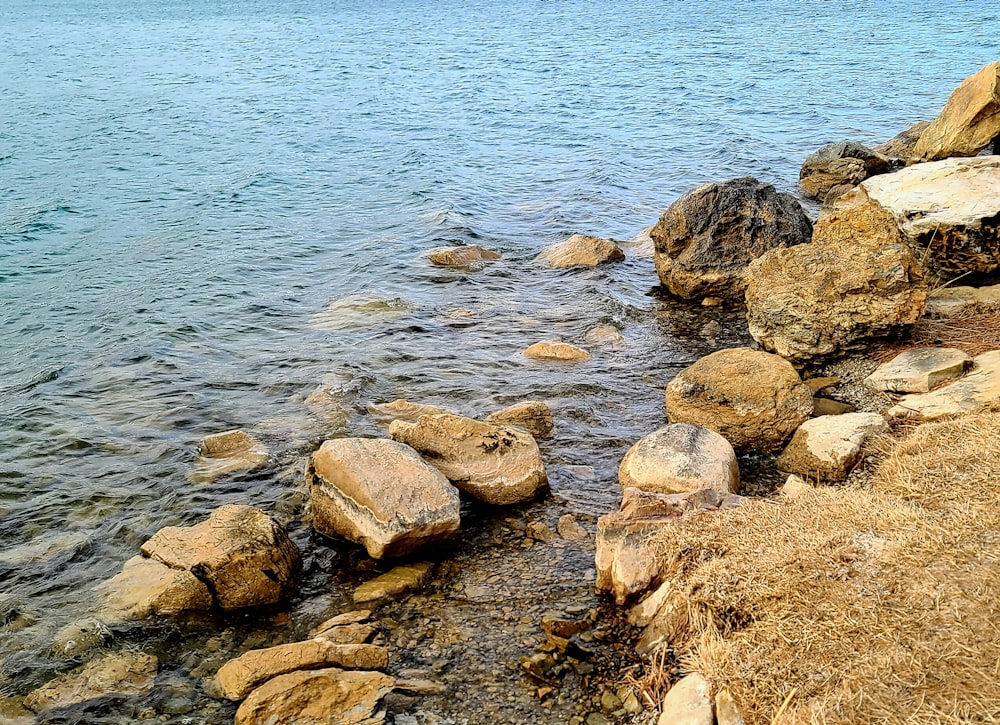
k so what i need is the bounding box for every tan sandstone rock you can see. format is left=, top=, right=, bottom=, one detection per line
left=618, top=424, right=739, bottom=495
left=485, top=400, right=554, bottom=439
left=911, top=62, right=1000, bottom=163
left=310, top=610, right=375, bottom=643
left=522, top=340, right=591, bottom=361
left=94, top=555, right=212, bottom=622
left=652, top=177, right=812, bottom=299
left=777, top=412, right=889, bottom=482
left=234, top=668, right=395, bottom=725
left=216, top=641, right=388, bottom=700
left=536, top=234, right=625, bottom=268
left=353, top=562, right=433, bottom=603
left=389, top=413, right=547, bottom=505
left=192, top=429, right=269, bottom=482
left=425, top=244, right=500, bottom=268
left=307, top=438, right=460, bottom=559
left=864, top=347, right=972, bottom=393
left=665, top=348, right=813, bottom=452
left=657, top=672, right=714, bottom=725
left=888, top=349, right=1000, bottom=421
left=780, top=474, right=815, bottom=498
left=24, top=652, right=158, bottom=714
left=141, top=505, right=300, bottom=611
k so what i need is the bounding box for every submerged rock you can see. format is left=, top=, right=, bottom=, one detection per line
left=485, top=400, right=554, bottom=439
left=141, top=505, right=300, bottom=611
left=366, top=399, right=454, bottom=424
left=799, top=141, right=891, bottom=202
left=536, top=234, right=625, bottom=268
left=24, top=652, right=158, bottom=714
left=192, top=429, right=269, bottom=482
left=94, top=555, right=212, bottom=622
left=353, top=562, right=433, bottom=603
left=234, top=668, right=394, bottom=725
left=425, top=244, right=500, bottom=268
left=910, top=61, right=1000, bottom=163
left=51, top=617, right=112, bottom=659
left=665, top=348, right=813, bottom=452
left=864, top=347, right=972, bottom=393
left=651, top=177, right=813, bottom=300
left=777, top=412, right=889, bottom=482
left=311, top=294, right=413, bottom=331
left=522, top=340, right=591, bottom=361
left=584, top=323, right=626, bottom=348
left=390, top=413, right=548, bottom=505
left=618, top=424, right=740, bottom=495
left=888, top=350, right=1000, bottom=421
left=308, top=438, right=460, bottom=559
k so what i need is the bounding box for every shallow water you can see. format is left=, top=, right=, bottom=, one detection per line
left=1, top=0, right=998, bottom=721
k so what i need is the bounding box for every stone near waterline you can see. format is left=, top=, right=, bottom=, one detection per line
left=656, top=673, right=714, bottom=725
left=804, top=376, right=842, bottom=395
left=777, top=412, right=889, bottom=482
left=910, top=62, right=1000, bottom=163
left=618, top=423, right=740, bottom=495
left=557, top=513, right=589, bottom=541
left=665, top=348, right=813, bottom=452
left=310, top=293, right=413, bottom=331
left=715, top=688, right=747, bottom=725
left=216, top=641, right=389, bottom=700
left=526, top=520, right=557, bottom=542
left=353, top=562, right=434, bottom=604
left=536, top=234, right=625, bottom=268
left=812, top=397, right=855, bottom=416
left=627, top=580, right=675, bottom=628
left=621, top=225, right=656, bottom=258
left=313, top=622, right=377, bottom=646
left=94, top=555, right=213, bottom=623
left=596, top=487, right=745, bottom=604
left=51, top=617, right=112, bottom=659
left=24, top=652, right=158, bottom=714
left=864, top=347, right=972, bottom=393
left=874, top=120, right=930, bottom=162
left=389, top=413, right=548, bottom=505
left=393, top=678, right=447, bottom=696
left=799, top=141, right=891, bottom=203
left=234, top=668, right=395, bottom=725
left=925, top=284, right=1000, bottom=317
left=307, top=438, right=460, bottom=559
left=485, top=400, right=554, bottom=439
left=425, top=244, right=500, bottom=268
left=888, top=349, right=1000, bottom=421
left=522, top=340, right=591, bottom=361
left=585, top=323, right=626, bottom=348
left=310, top=610, right=374, bottom=642
left=192, top=428, right=269, bottom=482
left=141, top=504, right=300, bottom=611
left=745, top=200, right=927, bottom=361
left=367, top=399, right=453, bottom=425
left=652, top=177, right=813, bottom=300
left=636, top=589, right=690, bottom=657
left=780, top=474, right=814, bottom=499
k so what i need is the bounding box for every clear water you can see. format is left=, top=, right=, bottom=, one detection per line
left=1, top=0, right=998, bottom=719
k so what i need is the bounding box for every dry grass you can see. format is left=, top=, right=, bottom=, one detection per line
left=642, top=405, right=1000, bottom=725
left=872, top=302, right=1000, bottom=362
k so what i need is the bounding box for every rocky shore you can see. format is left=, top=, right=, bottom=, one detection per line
left=7, top=62, right=1000, bottom=725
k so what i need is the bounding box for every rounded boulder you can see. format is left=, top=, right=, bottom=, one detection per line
left=619, top=424, right=739, bottom=495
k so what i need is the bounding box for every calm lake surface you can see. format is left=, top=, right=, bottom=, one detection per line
left=1, top=0, right=998, bottom=721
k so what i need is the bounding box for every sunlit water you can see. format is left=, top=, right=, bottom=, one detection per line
left=1, top=0, right=998, bottom=720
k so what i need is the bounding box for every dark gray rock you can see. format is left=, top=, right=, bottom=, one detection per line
left=799, top=141, right=891, bottom=202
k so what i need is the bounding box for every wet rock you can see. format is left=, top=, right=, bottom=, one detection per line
left=192, top=429, right=269, bottom=482
left=51, top=617, right=112, bottom=658
left=715, top=688, right=746, bottom=725
left=94, top=555, right=212, bottom=622
left=310, top=611, right=375, bottom=643
left=656, top=673, right=713, bottom=725
left=874, top=120, right=930, bottom=162
left=777, top=412, right=889, bottom=482
left=864, top=347, right=972, bottom=393
left=799, top=141, right=891, bottom=202
left=619, top=423, right=740, bottom=495
left=536, top=234, right=625, bottom=268
left=526, top=521, right=557, bottom=542
left=665, top=348, right=813, bottom=452
left=234, top=668, right=394, bottom=725
left=812, top=397, right=855, bottom=416
left=485, top=400, right=554, bottom=439
left=557, top=514, right=589, bottom=541
left=24, top=652, right=158, bottom=714
left=141, top=504, right=300, bottom=611
left=780, top=474, right=814, bottom=498
left=651, top=177, right=812, bottom=300
left=367, top=399, right=453, bottom=425
left=745, top=200, right=927, bottom=361
left=425, top=244, right=500, bottom=268
left=216, top=641, right=388, bottom=700
left=888, top=350, right=1000, bottom=421
left=310, top=293, right=413, bottom=331
left=925, top=284, right=1000, bottom=316
left=584, top=324, right=625, bottom=348
left=307, top=438, right=461, bottom=559
left=389, top=413, right=548, bottom=505
left=522, top=340, right=591, bottom=361
left=910, top=62, right=1000, bottom=163
left=353, top=562, right=433, bottom=604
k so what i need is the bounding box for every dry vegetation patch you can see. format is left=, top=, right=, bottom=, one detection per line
left=873, top=302, right=1000, bottom=361
left=644, top=405, right=1000, bottom=725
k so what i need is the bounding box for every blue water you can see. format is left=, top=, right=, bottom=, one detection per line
left=1, top=0, right=998, bottom=718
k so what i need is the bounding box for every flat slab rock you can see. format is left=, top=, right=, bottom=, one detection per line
left=889, top=350, right=1000, bottom=420
left=536, top=234, right=625, bottom=268
left=24, top=652, right=158, bottom=714
left=353, top=562, right=433, bottom=604
left=234, top=668, right=395, bottom=725
left=94, top=554, right=212, bottom=622
left=777, top=413, right=889, bottom=482
left=618, top=423, right=740, bottom=495
left=864, top=347, right=972, bottom=393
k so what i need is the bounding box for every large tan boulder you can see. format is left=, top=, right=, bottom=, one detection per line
left=94, top=555, right=212, bottom=622
left=234, top=668, right=395, bottom=725
left=216, top=641, right=388, bottom=700
left=911, top=62, right=1000, bottom=163
left=652, top=177, right=812, bottom=299
left=745, top=196, right=927, bottom=361
left=389, top=414, right=547, bottom=505
left=619, top=424, right=739, bottom=495
left=307, top=438, right=460, bottom=559
left=24, top=652, right=158, bottom=714
left=799, top=141, right=891, bottom=202
left=536, top=234, right=625, bottom=268
left=888, top=350, right=1000, bottom=421
left=665, top=348, right=813, bottom=452
left=776, top=412, right=889, bottom=482
left=141, top=505, right=300, bottom=611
